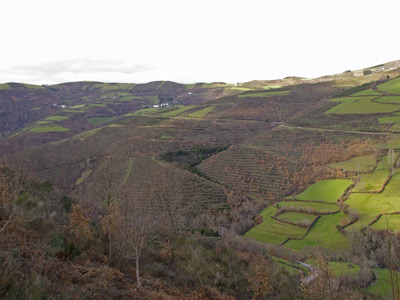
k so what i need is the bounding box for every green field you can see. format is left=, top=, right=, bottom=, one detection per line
left=306, top=260, right=360, bottom=277
left=386, top=139, right=400, bottom=149
left=369, top=268, right=400, bottom=298
left=45, top=116, right=69, bottom=121
left=0, top=83, right=10, bottom=89
left=230, top=87, right=253, bottom=91
left=159, top=105, right=195, bottom=116
left=346, top=171, right=400, bottom=215
left=188, top=106, right=215, bottom=118
left=36, top=121, right=51, bottom=125
left=351, top=89, right=383, bottom=96
left=87, top=117, right=113, bottom=125
left=295, top=179, right=353, bottom=203
left=279, top=201, right=340, bottom=214
left=126, top=107, right=161, bottom=116
left=370, top=214, right=400, bottom=232
left=325, top=96, right=400, bottom=114
left=328, top=155, right=376, bottom=173
left=376, top=152, right=399, bottom=169
left=285, top=212, right=349, bottom=250
left=276, top=211, right=316, bottom=225
left=375, top=96, right=400, bottom=104
left=202, top=83, right=228, bottom=88
left=238, top=91, right=290, bottom=98
left=29, top=125, right=70, bottom=132
left=63, top=109, right=85, bottom=113
left=390, top=123, right=400, bottom=132
left=353, top=169, right=390, bottom=192
left=69, top=104, right=85, bottom=109
left=378, top=116, right=400, bottom=124
left=22, top=83, right=45, bottom=89
left=245, top=206, right=307, bottom=242
left=272, top=256, right=307, bottom=276
left=377, top=77, right=400, bottom=95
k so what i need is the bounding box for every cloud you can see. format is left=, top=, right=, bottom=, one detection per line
left=0, top=59, right=155, bottom=84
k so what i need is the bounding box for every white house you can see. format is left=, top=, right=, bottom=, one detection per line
left=153, top=104, right=160, bottom=108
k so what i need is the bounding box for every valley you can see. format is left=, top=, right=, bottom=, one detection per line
left=1, top=61, right=400, bottom=299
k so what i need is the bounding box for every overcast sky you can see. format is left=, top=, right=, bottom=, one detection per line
left=1, top=0, right=399, bottom=84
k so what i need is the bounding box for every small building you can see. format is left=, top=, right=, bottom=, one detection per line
left=153, top=104, right=160, bottom=108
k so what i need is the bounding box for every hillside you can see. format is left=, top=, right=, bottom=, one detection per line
left=1, top=60, right=400, bottom=299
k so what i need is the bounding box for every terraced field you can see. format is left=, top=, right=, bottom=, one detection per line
left=197, top=144, right=294, bottom=202
left=328, top=155, right=377, bottom=173
left=353, top=169, right=389, bottom=192
left=294, top=179, right=352, bottom=203
left=247, top=146, right=400, bottom=251
left=323, top=78, right=400, bottom=134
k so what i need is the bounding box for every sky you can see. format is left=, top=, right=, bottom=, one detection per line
left=1, top=0, right=399, bottom=85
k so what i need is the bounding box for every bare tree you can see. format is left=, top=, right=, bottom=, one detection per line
left=120, top=190, right=155, bottom=287
left=149, top=166, right=198, bottom=250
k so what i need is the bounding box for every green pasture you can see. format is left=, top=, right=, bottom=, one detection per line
left=306, top=260, right=360, bottom=277
left=346, top=171, right=400, bottom=215
left=377, top=77, right=400, bottom=95
left=375, top=96, right=400, bottom=104
left=328, top=155, right=377, bottom=173
left=238, top=91, right=290, bottom=98
left=295, top=179, right=352, bottom=203
left=378, top=116, right=400, bottom=124
left=87, top=117, right=113, bottom=125
left=271, top=256, right=307, bottom=276
left=370, top=214, right=400, bottom=232
left=188, top=106, right=215, bottom=118
left=22, top=83, right=45, bottom=89
left=390, top=123, right=400, bottom=132
left=183, top=83, right=195, bottom=90
left=285, top=212, right=349, bottom=250
left=45, top=116, right=69, bottom=121
left=230, top=87, right=253, bottom=91
left=36, top=121, right=51, bottom=125
left=31, top=107, right=41, bottom=110
left=29, top=125, right=70, bottom=133
left=279, top=201, right=340, bottom=214
left=63, top=109, right=85, bottom=113
left=351, top=89, right=383, bottom=96
left=0, top=83, right=10, bottom=89
left=376, top=152, right=399, bottom=169
left=325, top=96, right=400, bottom=114
left=353, top=169, right=390, bottom=192
left=346, top=213, right=380, bottom=232
left=70, top=104, right=85, bottom=109
left=202, top=83, right=229, bottom=88
left=385, top=139, right=400, bottom=149
left=369, top=268, right=400, bottom=298
left=127, top=107, right=161, bottom=116
left=159, top=105, right=195, bottom=116
left=263, top=85, right=282, bottom=89
left=276, top=212, right=316, bottom=225
left=245, top=229, right=288, bottom=245
left=245, top=206, right=307, bottom=242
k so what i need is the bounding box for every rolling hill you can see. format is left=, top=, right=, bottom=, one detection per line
left=1, top=60, right=400, bottom=298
